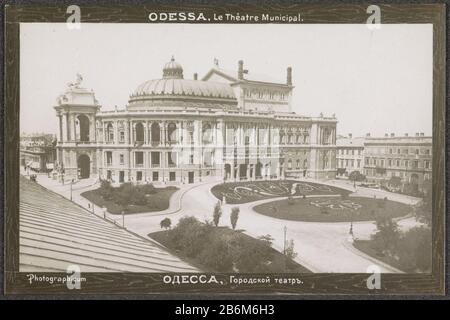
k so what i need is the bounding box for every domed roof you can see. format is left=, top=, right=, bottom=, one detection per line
left=162, top=56, right=184, bottom=79
left=132, top=78, right=235, bottom=99
left=130, top=57, right=236, bottom=101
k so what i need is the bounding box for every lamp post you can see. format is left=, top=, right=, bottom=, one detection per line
left=283, top=226, right=287, bottom=255
left=70, top=179, right=74, bottom=201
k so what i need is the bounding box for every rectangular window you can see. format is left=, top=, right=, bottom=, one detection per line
left=151, top=152, right=160, bottom=167
left=415, top=149, right=419, bottom=155
left=388, top=159, right=392, bottom=167
left=136, top=171, right=142, bottom=181
left=119, top=154, right=124, bottom=165
left=106, top=151, right=112, bottom=166
left=169, top=172, right=176, bottom=181
left=404, top=160, right=409, bottom=168
left=424, top=161, right=430, bottom=169
left=119, top=131, right=125, bottom=143
left=152, top=171, right=159, bottom=181
left=189, top=154, right=194, bottom=165
left=135, top=152, right=144, bottom=167
left=413, top=160, right=419, bottom=169
left=168, top=152, right=177, bottom=167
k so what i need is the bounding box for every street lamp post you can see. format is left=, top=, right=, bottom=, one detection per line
left=70, top=179, right=74, bottom=201
left=283, top=226, right=287, bottom=255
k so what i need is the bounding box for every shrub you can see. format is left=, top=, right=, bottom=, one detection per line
left=140, top=183, right=156, bottom=195
left=396, top=226, right=431, bottom=272
left=213, top=201, right=222, bottom=227
left=130, top=189, right=147, bottom=205
left=160, top=217, right=171, bottom=230
left=168, top=217, right=210, bottom=257
left=198, top=236, right=233, bottom=272
left=234, top=235, right=273, bottom=272
left=230, top=207, right=240, bottom=230
left=115, top=183, right=134, bottom=208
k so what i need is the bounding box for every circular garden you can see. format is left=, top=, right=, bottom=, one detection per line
left=253, top=196, right=412, bottom=222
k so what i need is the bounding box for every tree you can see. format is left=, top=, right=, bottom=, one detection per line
left=99, top=180, right=113, bottom=200
left=213, top=201, right=222, bottom=227
left=230, top=207, right=240, bottom=230
left=396, top=226, right=431, bottom=272
left=372, top=216, right=400, bottom=255
left=415, top=179, right=432, bottom=226
left=160, top=217, right=171, bottom=230
left=349, top=171, right=365, bottom=182
left=284, top=239, right=298, bottom=260
left=388, top=176, right=402, bottom=188
left=115, top=183, right=134, bottom=209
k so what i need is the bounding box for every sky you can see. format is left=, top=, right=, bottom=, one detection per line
left=20, top=23, right=432, bottom=137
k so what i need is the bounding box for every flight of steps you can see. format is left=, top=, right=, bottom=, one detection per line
left=19, top=176, right=198, bottom=273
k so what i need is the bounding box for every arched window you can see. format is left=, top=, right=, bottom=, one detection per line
left=151, top=122, right=160, bottom=144
left=135, top=122, right=144, bottom=143
left=167, top=122, right=177, bottom=143
left=106, top=123, right=114, bottom=142
left=77, top=115, right=90, bottom=142
left=288, top=159, right=292, bottom=169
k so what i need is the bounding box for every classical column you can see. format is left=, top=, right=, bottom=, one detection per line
left=58, top=114, right=63, bottom=142
left=65, top=113, right=71, bottom=141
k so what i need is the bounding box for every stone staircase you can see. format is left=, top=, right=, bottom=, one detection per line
left=19, top=176, right=198, bottom=273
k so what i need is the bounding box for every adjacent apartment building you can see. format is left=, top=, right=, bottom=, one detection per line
left=363, top=133, right=432, bottom=192
left=336, top=134, right=365, bottom=177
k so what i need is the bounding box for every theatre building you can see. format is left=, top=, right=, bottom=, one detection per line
left=54, top=57, right=337, bottom=185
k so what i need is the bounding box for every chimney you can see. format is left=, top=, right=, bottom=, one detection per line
left=193, top=73, right=198, bottom=80
left=287, top=67, right=292, bottom=86
left=366, top=133, right=371, bottom=137
left=384, top=133, right=388, bottom=137
left=390, top=133, right=395, bottom=137
left=238, top=60, right=244, bottom=80
left=420, top=132, right=424, bottom=137
left=348, top=133, right=352, bottom=139
left=405, top=133, right=408, bottom=137
left=415, top=132, right=420, bottom=137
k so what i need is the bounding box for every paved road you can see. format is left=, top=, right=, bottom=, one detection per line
left=30, top=172, right=421, bottom=273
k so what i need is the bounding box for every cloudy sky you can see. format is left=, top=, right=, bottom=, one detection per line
left=20, top=23, right=432, bottom=137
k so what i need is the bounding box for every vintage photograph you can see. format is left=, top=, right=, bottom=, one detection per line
left=17, top=21, right=435, bottom=278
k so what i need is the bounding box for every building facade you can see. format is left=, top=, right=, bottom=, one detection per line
left=54, top=58, right=337, bottom=185
left=363, top=133, right=432, bottom=192
left=336, top=134, right=365, bottom=177
left=20, top=133, right=57, bottom=172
